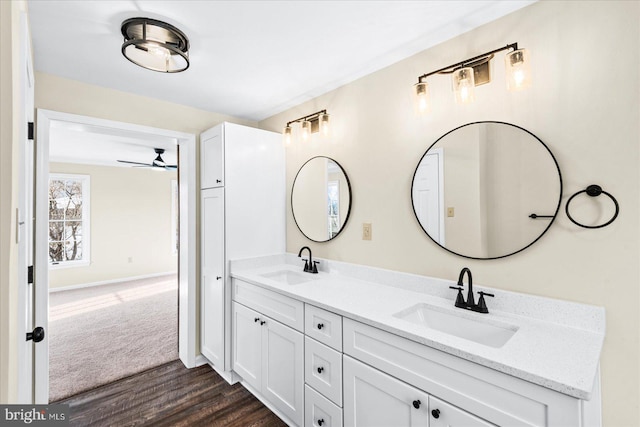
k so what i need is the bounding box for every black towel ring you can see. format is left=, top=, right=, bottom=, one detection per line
left=565, top=185, right=619, bottom=229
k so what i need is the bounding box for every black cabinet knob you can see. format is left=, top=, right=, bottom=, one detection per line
left=216, top=276, right=222, bottom=280
left=216, top=179, right=221, bottom=183
left=26, top=327, right=45, bottom=343
left=431, top=409, right=440, bottom=419
left=260, top=320, right=266, bottom=325
left=317, top=366, right=324, bottom=374
left=317, top=323, right=324, bottom=330
left=254, top=318, right=260, bottom=323
left=317, top=419, right=324, bottom=426
left=412, top=400, right=421, bottom=409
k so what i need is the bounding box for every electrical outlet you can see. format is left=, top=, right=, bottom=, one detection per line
left=362, top=223, right=372, bottom=240
left=447, top=207, right=455, bottom=217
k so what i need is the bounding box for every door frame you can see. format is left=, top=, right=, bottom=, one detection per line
left=16, top=8, right=35, bottom=403
left=34, top=109, right=198, bottom=403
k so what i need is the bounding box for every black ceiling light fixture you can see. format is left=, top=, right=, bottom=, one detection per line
left=121, top=17, right=189, bottom=73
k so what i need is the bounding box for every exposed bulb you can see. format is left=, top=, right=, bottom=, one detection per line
left=319, top=113, right=330, bottom=137
left=301, top=121, right=311, bottom=141
left=453, top=67, right=475, bottom=104
left=505, top=49, right=531, bottom=91
left=283, top=126, right=292, bottom=145
left=414, top=82, right=430, bottom=114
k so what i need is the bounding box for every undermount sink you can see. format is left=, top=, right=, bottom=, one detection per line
left=393, top=303, right=518, bottom=348
left=260, top=270, right=317, bottom=285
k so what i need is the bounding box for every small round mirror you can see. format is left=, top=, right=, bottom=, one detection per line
left=411, top=121, right=562, bottom=259
left=292, top=156, right=352, bottom=242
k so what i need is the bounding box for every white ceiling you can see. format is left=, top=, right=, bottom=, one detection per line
left=29, top=0, right=535, bottom=123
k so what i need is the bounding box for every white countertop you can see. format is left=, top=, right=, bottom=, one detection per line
left=230, top=254, right=605, bottom=400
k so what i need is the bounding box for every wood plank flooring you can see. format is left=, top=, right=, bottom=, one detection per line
left=53, top=360, right=287, bottom=427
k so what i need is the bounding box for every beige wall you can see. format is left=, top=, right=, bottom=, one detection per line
left=260, top=1, right=639, bottom=425
left=0, top=0, right=24, bottom=404
left=35, top=73, right=256, bottom=134
left=48, top=163, right=178, bottom=289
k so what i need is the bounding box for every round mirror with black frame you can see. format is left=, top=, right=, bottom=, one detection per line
left=411, top=121, right=562, bottom=260
left=292, top=156, right=352, bottom=242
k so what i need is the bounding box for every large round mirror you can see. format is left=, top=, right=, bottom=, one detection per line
left=411, top=121, right=562, bottom=259
left=292, top=156, right=352, bottom=242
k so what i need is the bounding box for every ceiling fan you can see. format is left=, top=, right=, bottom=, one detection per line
left=117, top=148, right=177, bottom=170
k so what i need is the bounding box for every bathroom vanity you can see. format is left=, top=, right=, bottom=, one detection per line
left=228, top=254, right=604, bottom=427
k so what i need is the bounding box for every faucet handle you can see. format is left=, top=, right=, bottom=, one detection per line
left=476, top=291, right=494, bottom=313
left=312, top=260, right=320, bottom=274
left=449, top=286, right=466, bottom=308
left=301, top=258, right=310, bottom=272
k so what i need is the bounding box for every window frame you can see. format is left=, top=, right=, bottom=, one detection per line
left=48, top=173, right=91, bottom=269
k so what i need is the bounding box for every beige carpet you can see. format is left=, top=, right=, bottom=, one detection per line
left=49, top=274, right=179, bottom=402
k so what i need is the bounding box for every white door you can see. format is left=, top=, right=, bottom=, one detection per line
left=200, top=124, right=224, bottom=188
left=200, top=187, right=225, bottom=367
left=429, top=396, right=495, bottom=427
left=231, top=302, right=262, bottom=391
left=17, top=10, right=37, bottom=403
left=343, top=356, right=430, bottom=427
left=413, top=148, right=444, bottom=245
left=261, top=317, right=304, bottom=427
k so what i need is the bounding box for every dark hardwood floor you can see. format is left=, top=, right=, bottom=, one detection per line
left=53, top=360, right=287, bottom=427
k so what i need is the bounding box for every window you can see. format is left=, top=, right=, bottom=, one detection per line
left=49, top=174, right=90, bottom=267
left=327, top=180, right=340, bottom=238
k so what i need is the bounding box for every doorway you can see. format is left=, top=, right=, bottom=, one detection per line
left=34, top=110, right=197, bottom=403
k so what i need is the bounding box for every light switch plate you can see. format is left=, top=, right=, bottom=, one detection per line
left=362, top=223, right=372, bottom=240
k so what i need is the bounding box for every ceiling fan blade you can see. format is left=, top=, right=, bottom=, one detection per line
left=117, top=160, right=154, bottom=166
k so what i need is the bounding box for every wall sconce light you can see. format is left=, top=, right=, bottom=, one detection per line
left=282, top=110, right=330, bottom=145
left=414, top=43, right=530, bottom=112
left=121, top=17, right=190, bottom=73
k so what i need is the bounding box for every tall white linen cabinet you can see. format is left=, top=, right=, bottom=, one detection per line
left=200, top=122, right=285, bottom=377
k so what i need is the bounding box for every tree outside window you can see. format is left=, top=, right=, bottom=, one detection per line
left=49, top=174, right=90, bottom=266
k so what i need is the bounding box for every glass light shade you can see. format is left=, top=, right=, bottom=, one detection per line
left=301, top=121, right=311, bottom=141
left=319, top=113, right=330, bottom=137
left=414, top=81, right=430, bottom=114
left=505, top=48, right=531, bottom=91
left=452, top=67, right=476, bottom=104
left=121, top=18, right=189, bottom=73
left=283, top=126, right=292, bottom=145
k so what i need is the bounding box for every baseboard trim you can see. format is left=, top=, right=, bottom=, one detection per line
left=49, top=271, right=178, bottom=293
left=194, top=355, right=209, bottom=368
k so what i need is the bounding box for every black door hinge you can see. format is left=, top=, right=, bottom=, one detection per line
left=27, top=265, right=33, bottom=284
left=28, top=122, right=34, bottom=140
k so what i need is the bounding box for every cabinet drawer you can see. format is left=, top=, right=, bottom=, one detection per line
left=429, top=396, right=495, bottom=427
left=233, top=279, right=304, bottom=332
left=305, top=385, right=343, bottom=427
left=343, top=318, right=558, bottom=427
left=305, top=337, right=343, bottom=406
left=305, top=304, right=342, bottom=351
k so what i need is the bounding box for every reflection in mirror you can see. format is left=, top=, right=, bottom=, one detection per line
left=412, top=122, right=562, bottom=259
left=292, top=157, right=352, bottom=242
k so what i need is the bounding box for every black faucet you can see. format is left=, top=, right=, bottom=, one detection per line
left=449, top=267, right=494, bottom=313
left=297, top=246, right=319, bottom=274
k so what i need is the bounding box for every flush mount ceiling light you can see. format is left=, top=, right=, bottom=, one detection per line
left=121, top=17, right=189, bottom=73
left=283, top=110, right=330, bottom=145
left=414, top=43, right=531, bottom=113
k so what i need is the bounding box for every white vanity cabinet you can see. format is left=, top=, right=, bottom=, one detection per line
left=200, top=187, right=224, bottom=366
left=343, top=355, right=492, bottom=427
left=231, top=281, right=304, bottom=426
left=199, top=122, right=285, bottom=375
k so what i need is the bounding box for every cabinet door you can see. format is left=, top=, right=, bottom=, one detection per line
left=201, top=124, right=224, bottom=188
left=344, top=356, right=430, bottom=427
left=429, top=396, right=495, bottom=427
left=232, top=302, right=262, bottom=391
left=201, top=188, right=225, bottom=367
left=262, top=316, right=304, bottom=426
